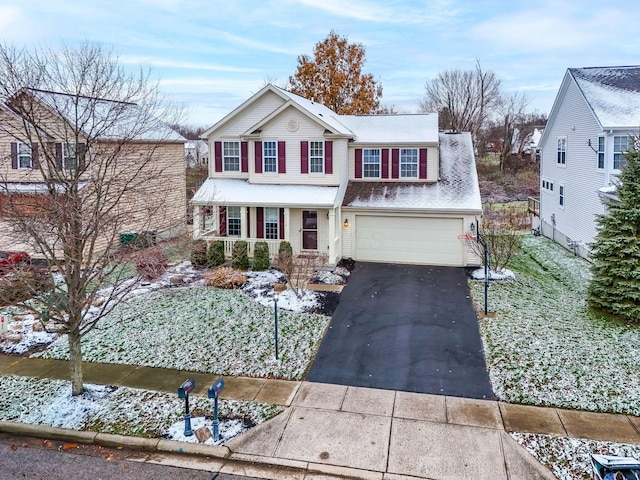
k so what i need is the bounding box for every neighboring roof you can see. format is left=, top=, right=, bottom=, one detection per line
left=0, top=182, right=89, bottom=193
left=598, top=185, right=620, bottom=205
left=339, top=114, right=439, bottom=144
left=10, top=88, right=185, bottom=142
left=570, top=66, right=640, bottom=128
left=343, top=132, right=481, bottom=212
left=191, top=178, right=340, bottom=208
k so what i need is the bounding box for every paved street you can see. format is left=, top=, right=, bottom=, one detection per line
left=307, top=262, right=495, bottom=399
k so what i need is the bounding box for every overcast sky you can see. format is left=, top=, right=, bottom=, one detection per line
left=1, top=0, right=639, bottom=128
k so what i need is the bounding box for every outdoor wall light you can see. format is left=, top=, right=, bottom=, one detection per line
left=343, top=218, right=350, bottom=228
left=470, top=222, right=476, bottom=233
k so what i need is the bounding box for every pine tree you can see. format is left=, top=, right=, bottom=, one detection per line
left=588, top=141, right=640, bottom=321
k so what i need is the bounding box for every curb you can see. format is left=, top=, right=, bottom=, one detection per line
left=0, top=420, right=230, bottom=459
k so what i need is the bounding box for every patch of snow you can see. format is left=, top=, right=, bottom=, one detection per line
left=470, top=268, right=516, bottom=280
left=165, top=417, right=247, bottom=445
left=241, top=269, right=320, bottom=313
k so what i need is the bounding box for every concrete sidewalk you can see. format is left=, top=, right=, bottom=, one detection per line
left=2, top=355, right=640, bottom=479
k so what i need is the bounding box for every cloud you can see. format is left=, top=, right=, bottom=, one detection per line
left=291, top=0, right=457, bottom=24
left=119, top=55, right=260, bottom=73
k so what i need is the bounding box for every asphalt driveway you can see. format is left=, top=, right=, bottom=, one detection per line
left=306, top=262, right=495, bottom=399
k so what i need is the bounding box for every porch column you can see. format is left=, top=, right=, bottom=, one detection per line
left=240, top=206, right=248, bottom=238
left=328, top=208, right=336, bottom=264
left=284, top=207, right=290, bottom=241
left=192, top=205, right=201, bottom=239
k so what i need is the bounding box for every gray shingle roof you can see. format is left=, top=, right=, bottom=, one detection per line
left=570, top=66, right=640, bottom=128
left=343, top=132, right=481, bottom=212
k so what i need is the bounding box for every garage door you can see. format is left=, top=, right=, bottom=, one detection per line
left=355, top=216, right=464, bottom=266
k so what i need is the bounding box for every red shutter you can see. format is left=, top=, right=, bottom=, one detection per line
left=419, top=148, right=427, bottom=179
left=279, top=208, right=285, bottom=240
left=256, top=207, right=264, bottom=238
left=246, top=209, right=251, bottom=238
left=254, top=142, right=262, bottom=174
left=391, top=148, right=399, bottom=179
left=381, top=149, right=389, bottom=178
left=77, top=143, right=86, bottom=170
left=241, top=141, right=248, bottom=173
left=55, top=143, right=63, bottom=170
left=214, top=141, right=222, bottom=173
left=300, top=141, right=308, bottom=174
left=325, top=140, right=333, bottom=174
left=10, top=142, right=17, bottom=169
left=278, top=141, right=286, bottom=173
left=354, top=148, right=362, bottom=178
left=219, top=206, right=227, bottom=236
left=31, top=143, right=39, bottom=169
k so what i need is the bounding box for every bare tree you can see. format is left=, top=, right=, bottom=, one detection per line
left=419, top=60, right=501, bottom=146
left=0, top=42, right=184, bottom=395
left=496, top=92, right=530, bottom=171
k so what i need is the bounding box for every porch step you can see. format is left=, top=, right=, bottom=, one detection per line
left=307, top=284, right=344, bottom=293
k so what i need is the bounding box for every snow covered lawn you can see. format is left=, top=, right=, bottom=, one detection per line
left=471, top=235, right=640, bottom=415
left=33, top=283, right=329, bottom=380
left=0, top=374, right=282, bottom=443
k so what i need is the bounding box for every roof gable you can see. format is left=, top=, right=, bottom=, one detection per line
left=570, top=66, right=640, bottom=128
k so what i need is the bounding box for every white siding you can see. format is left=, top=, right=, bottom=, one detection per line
left=347, top=145, right=439, bottom=181
left=540, top=77, right=608, bottom=246
left=248, top=108, right=344, bottom=185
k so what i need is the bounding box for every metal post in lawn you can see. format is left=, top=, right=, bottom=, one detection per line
left=478, top=233, right=489, bottom=315
left=272, top=291, right=279, bottom=360
left=178, top=378, right=195, bottom=437
left=208, top=378, right=224, bottom=441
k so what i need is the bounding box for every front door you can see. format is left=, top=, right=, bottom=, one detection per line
left=302, top=210, right=317, bottom=250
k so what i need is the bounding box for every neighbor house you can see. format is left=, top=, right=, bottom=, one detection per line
left=0, top=88, right=187, bottom=255
left=192, top=85, right=482, bottom=267
left=538, top=66, right=640, bottom=258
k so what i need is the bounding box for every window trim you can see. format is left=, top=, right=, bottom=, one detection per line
left=262, top=140, right=277, bottom=173
left=542, top=178, right=554, bottom=194
left=400, top=148, right=418, bottom=178
left=17, top=142, right=32, bottom=169
left=558, top=183, right=565, bottom=209
left=613, top=135, right=630, bottom=171
left=363, top=148, right=381, bottom=178
left=223, top=140, right=240, bottom=172
left=227, top=206, right=241, bottom=237
left=309, top=140, right=324, bottom=174
left=62, top=143, right=78, bottom=171
left=557, top=136, right=566, bottom=166
left=597, top=136, right=605, bottom=170
left=264, top=207, right=279, bottom=240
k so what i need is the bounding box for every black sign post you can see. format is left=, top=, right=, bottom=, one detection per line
left=208, top=378, right=225, bottom=441
left=178, top=378, right=196, bottom=437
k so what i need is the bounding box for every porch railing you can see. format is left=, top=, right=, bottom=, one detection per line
left=528, top=197, right=540, bottom=217
left=200, top=235, right=281, bottom=259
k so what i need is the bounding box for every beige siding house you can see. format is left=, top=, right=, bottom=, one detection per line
left=0, top=89, right=186, bottom=256
left=193, top=85, right=482, bottom=267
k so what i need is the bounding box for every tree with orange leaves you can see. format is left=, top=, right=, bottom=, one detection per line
left=289, top=31, right=383, bottom=115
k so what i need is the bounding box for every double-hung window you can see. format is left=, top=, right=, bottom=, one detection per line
left=223, top=141, right=240, bottom=171
left=400, top=148, right=418, bottom=178
left=265, top=207, right=278, bottom=239
left=613, top=135, right=630, bottom=170
left=309, top=141, right=324, bottom=173
left=597, top=136, right=605, bottom=170
left=263, top=141, right=277, bottom=173
left=363, top=149, right=380, bottom=178
left=17, top=142, right=32, bottom=169
left=557, top=137, right=566, bottom=165
left=558, top=184, right=565, bottom=208
left=227, top=206, right=241, bottom=237
left=63, top=143, right=78, bottom=171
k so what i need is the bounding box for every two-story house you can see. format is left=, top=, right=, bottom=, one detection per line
left=538, top=66, right=640, bottom=257
left=192, top=85, right=482, bottom=267
left=0, top=88, right=187, bottom=255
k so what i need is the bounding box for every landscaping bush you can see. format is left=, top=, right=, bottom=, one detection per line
left=278, top=241, right=293, bottom=256
left=135, top=249, right=169, bottom=280
left=190, top=239, right=208, bottom=267
left=252, top=241, right=270, bottom=271
left=207, top=240, right=225, bottom=268
left=0, top=268, right=53, bottom=306
left=231, top=241, right=249, bottom=270
left=204, top=267, right=247, bottom=289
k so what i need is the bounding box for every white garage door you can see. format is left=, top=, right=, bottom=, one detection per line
left=355, top=216, right=464, bottom=266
